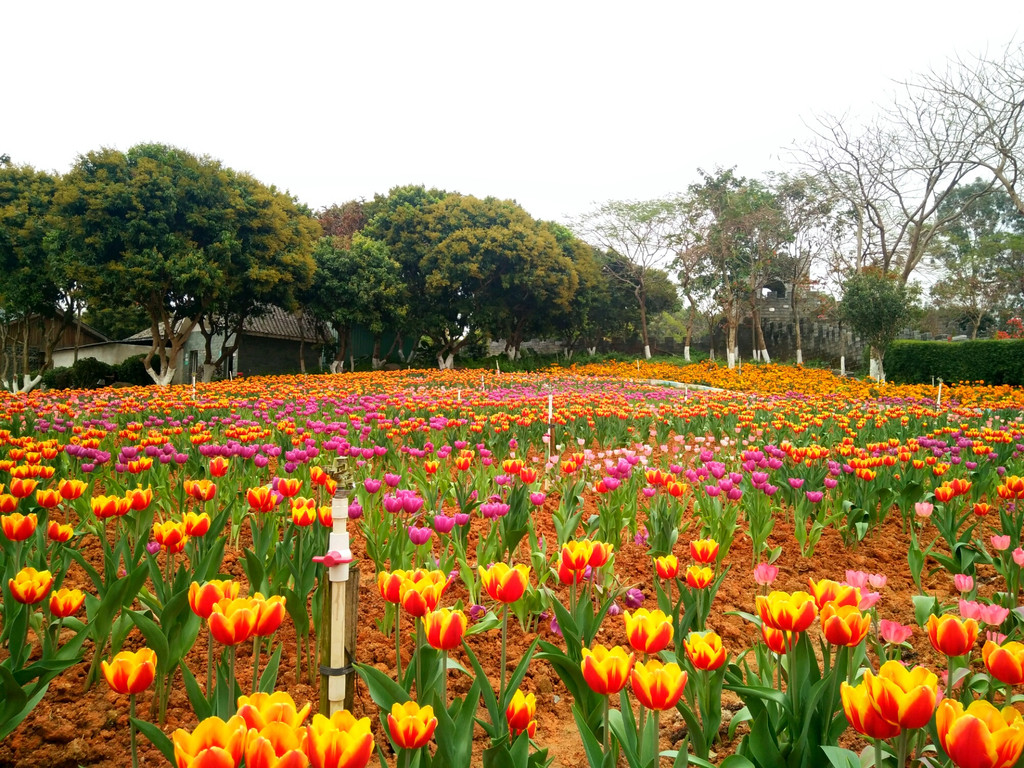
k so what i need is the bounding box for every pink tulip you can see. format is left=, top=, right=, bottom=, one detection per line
left=867, top=573, right=887, bottom=589
left=954, top=574, right=974, bottom=593
left=845, top=570, right=869, bottom=589
left=753, top=563, right=778, bottom=586
left=878, top=620, right=913, bottom=644
left=915, top=501, right=933, bottom=518
left=991, top=535, right=1011, bottom=551
left=1014, top=548, right=1024, bottom=567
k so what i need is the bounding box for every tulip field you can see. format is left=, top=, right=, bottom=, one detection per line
left=2, top=361, right=1024, bottom=768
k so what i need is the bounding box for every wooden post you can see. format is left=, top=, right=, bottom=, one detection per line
left=937, top=379, right=943, bottom=408
left=317, top=467, right=355, bottom=717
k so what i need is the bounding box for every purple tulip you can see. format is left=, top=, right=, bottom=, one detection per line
left=433, top=514, right=456, bottom=534
left=624, top=588, right=645, bottom=609
left=408, top=526, right=433, bottom=546
left=364, top=478, right=382, bottom=494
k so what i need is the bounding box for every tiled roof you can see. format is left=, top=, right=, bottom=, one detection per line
left=123, top=306, right=331, bottom=343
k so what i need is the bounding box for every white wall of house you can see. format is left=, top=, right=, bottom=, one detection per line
left=52, top=344, right=149, bottom=368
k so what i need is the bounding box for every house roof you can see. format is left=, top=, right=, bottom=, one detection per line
left=123, top=306, right=330, bottom=344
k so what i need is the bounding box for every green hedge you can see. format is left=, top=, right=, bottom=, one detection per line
left=42, top=354, right=156, bottom=390
left=886, top=339, right=1024, bottom=385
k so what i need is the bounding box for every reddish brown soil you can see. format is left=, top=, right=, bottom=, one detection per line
left=0, top=487, right=975, bottom=768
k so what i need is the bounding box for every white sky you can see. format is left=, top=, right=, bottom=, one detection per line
left=4, top=1, right=1020, bottom=224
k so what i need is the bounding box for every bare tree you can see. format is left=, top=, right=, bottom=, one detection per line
left=910, top=43, right=1024, bottom=215
left=802, top=95, right=991, bottom=285
left=574, top=199, right=677, bottom=359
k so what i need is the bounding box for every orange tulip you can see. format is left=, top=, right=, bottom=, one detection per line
left=398, top=570, right=448, bottom=617
left=9, top=477, right=38, bottom=498
left=153, top=519, right=189, bottom=554
left=208, top=597, right=258, bottom=645
left=506, top=689, right=537, bottom=737
left=91, top=494, right=131, bottom=519
left=290, top=497, right=317, bottom=527
left=689, top=538, right=719, bottom=564
left=623, top=609, right=674, bottom=654
left=0, top=494, right=18, bottom=513
left=561, top=540, right=594, bottom=571
left=761, top=625, right=797, bottom=654
left=423, top=460, right=439, bottom=475
left=276, top=477, right=302, bottom=498
left=47, top=520, right=74, bottom=542
left=2, top=511, right=37, bottom=541
left=305, top=710, right=375, bottom=768
left=189, top=580, right=241, bottom=619
left=808, top=578, right=860, bottom=610
left=244, top=721, right=309, bottom=768
left=519, top=467, right=539, bottom=484
left=479, top=563, right=530, bottom=604
left=630, top=659, right=687, bottom=711
left=185, top=478, right=217, bottom=502
left=8, top=566, right=53, bottom=604
left=209, top=457, right=230, bottom=477
left=49, top=587, right=86, bottom=618
left=387, top=701, right=437, bottom=750
left=317, top=505, right=332, bottom=527
left=927, top=614, right=979, bottom=657
left=840, top=680, right=902, bottom=739
left=820, top=603, right=872, bottom=647
left=172, top=715, right=248, bottom=768
left=183, top=511, right=211, bottom=537
left=34, top=488, right=62, bottom=509
left=581, top=644, right=634, bottom=695
left=863, top=660, right=938, bottom=729
left=756, top=590, right=818, bottom=633
left=685, top=565, right=714, bottom=589
left=654, top=555, right=679, bottom=579
left=377, top=570, right=409, bottom=604
left=252, top=594, right=287, bottom=637
left=983, top=640, right=1024, bottom=686
left=247, top=486, right=277, bottom=513
left=237, top=691, right=312, bottom=731
left=557, top=560, right=586, bottom=585
left=127, top=486, right=153, bottom=511
left=423, top=608, right=467, bottom=651
left=58, top=478, right=87, bottom=501
left=588, top=541, right=614, bottom=568
left=102, top=647, right=157, bottom=695
left=936, top=699, right=1024, bottom=768
left=684, top=631, right=727, bottom=671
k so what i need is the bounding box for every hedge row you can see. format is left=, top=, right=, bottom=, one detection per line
left=41, top=355, right=154, bottom=390
left=886, top=339, right=1024, bottom=386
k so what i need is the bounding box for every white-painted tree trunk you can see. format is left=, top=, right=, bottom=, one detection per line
left=587, top=347, right=596, bottom=356
left=683, top=345, right=690, bottom=362
left=840, top=356, right=845, bottom=376
left=330, top=360, right=344, bottom=373
left=752, top=349, right=760, bottom=362
left=201, top=364, right=217, bottom=383
left=760, top=347, right=771, bottom=364
left=643, top=344, right=651, bottom=360
left=372, top=357, right=382, bottom=370
left=147, top=366, right=176, bottom=387
left=726, top=348, right=736, bottom=369
left=796, top=349, right=803, bottom=365
left=3, top=374, right=42, bottom=394
left=869, top=350, right=885, bottom=383
left=437, top=353, right=454, bottom=370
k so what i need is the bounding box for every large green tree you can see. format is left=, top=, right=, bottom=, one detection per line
left=0, top=162, right=66, bottom=391
left=929, top=180, right=1024, bottom=338
left=842, top=268, right=917, bottom=381
left=53, top=144, right=318, bottom=385
left=306, top=234, right=406, bottom=370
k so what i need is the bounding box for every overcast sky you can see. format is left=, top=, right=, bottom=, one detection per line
left=4, top=1, right=1020, bottom=223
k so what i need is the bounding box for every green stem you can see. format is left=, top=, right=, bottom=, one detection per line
left=441, top=650, right=448, bottom=707
left=129, top=693, right=139, bottom=768
left=499, top=605, right=509, bottom=713
left=395, top=609, right=403, bottom=681
left=603, top=695, right=610, bottom=756
left=873, top=738, right=883, bottom=768
left=206, top=625, right=213, bottom=698
left=252, top=636, right=261, bottom=694
left=895, top=728, right=910, bottom=768
left=415, top=618, right=424, bottom=699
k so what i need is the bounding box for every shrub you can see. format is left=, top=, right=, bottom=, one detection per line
left=886, top=339, right=1024, bottom=385
left=115, top=355, right=155, bottom=385
left=41, top=357, right=117, bottom=390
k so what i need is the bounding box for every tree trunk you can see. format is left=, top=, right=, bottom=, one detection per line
left=437, top=353, right=454, bottom=370
left=794, top=312, right=803, bottom=366
left=754, top=310, right=770, bottom=364
left=869, top=345, right=885, bottom=383
left=201, top=363, right=217, bottom=383
left=372, top=336, right=383, bottom=370
left=636, top=286, right=652, bottom=360
left=726, top=323, right=737, bottom=369
left=684, top=305, right=694, bottom=362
